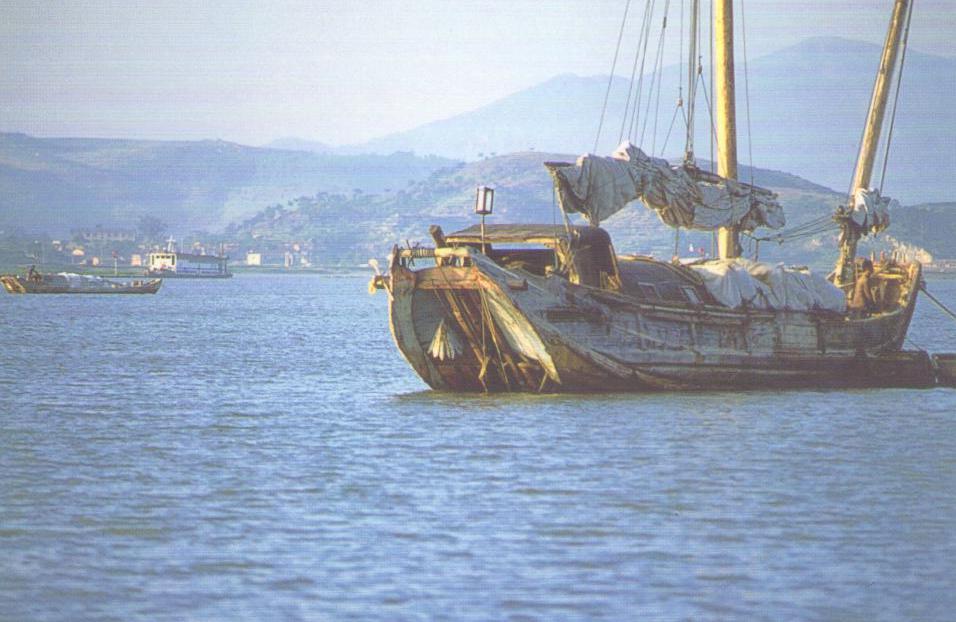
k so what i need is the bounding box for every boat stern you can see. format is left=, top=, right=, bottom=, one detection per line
left=1, top=275, right=27, bottom=293
left=374, top=245, right=560, bottom=392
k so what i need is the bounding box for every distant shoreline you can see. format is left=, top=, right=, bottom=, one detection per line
left=0, top=262, right=371, bottom=278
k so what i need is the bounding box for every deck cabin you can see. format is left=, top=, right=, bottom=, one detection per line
left=439, top=224, right=713, bottom=307
left=146, top=250, right=230, bottom=277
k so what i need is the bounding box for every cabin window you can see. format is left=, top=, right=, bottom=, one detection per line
left=657, top=282, right=685, bottom=300
left=681, top=286, right=701, bottom=304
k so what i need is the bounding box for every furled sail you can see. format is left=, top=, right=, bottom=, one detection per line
left=546, top=142, right=785, bottom=231
left=849, top=187, right=894, bottom=234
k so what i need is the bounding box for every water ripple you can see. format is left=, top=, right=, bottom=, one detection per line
left=1, top=274, right=955, bottom=621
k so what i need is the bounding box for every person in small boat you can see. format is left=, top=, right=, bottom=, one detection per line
left=849, top=258, right=877, bottom=316
left=27, top=265, right=41, bottom=283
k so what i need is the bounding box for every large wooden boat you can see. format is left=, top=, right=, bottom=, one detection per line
left=1, top=272, right=162, bottom=294
left=373, top=0, right=935, bottom=392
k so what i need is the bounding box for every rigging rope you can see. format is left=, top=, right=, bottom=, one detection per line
left=739, top=0, right=755, bottom=188
left=595, top=0, right=632, bottom=153
left=771, top=214, right=836, bottom=235
left=696, top=74, right=721, bottom=166
left=659, top=101, right=687, bottom=157
left=752, top=223, right=839, bottom=244
left=649, top=6, right=670, bottom=151
left=678, top=0, right=684, bottom=104
left=620, top=0, right=656, bottom=144
left=635, top=1, right=670, bottom=144
left=665, top=0, right=685, bottom=157
left=708, top=0, right=714, bottom=173
left=747, top=212, right=840, bottom=244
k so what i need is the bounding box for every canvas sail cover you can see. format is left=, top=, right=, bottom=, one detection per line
left=689, top=259, right=846, bottom=313
left=850, top=187, right=894, bottom=234
left=546, top=142, right=785, bottom=231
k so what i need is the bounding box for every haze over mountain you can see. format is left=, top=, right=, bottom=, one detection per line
left=0, top=133, right=452, bottom=235
left=344, top=37, right=955, bottom=204
left=264, top=138, right=337, bottom=155
left=0, top=37, right=951, bottom=244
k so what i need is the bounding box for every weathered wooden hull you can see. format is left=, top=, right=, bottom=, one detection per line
left=1, top=275, right=163, bottom=294
left=386, top=256, right=931, bottom=392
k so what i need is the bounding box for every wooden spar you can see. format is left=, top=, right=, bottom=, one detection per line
left=684, top=0, right=699, bottom=164
left=713, top=0, right=740, bottom=259
left=851, top=0, right=911, bottom=195
left=834, top=0, right=910, bottom=287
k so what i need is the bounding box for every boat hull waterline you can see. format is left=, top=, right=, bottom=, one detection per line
left=1, top=275, right=163, bottom=294
left=384, top=251, right=931, bottom=393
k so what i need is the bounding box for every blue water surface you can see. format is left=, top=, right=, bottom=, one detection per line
left=1, top=274, right=955, bottom=621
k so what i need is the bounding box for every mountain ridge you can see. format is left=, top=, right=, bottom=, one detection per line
left=0, top=37, right=952, bottom=238
left=339, top=36, right=955, bottom=204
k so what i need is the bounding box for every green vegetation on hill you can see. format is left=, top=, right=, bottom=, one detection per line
left=226, top=152, right=857, bottom=268
left=3, top=132, right=947, bottom=269
left=888, top=202, right=956, bottom=258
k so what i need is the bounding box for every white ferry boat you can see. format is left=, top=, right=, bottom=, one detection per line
left=146, top=239, right=232, bottom=279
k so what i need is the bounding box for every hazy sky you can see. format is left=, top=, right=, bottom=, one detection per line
left=1, top=0, right=953, bottom=146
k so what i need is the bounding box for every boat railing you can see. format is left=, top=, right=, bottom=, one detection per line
left=397, top=246, right=474, bottom=259
left=392, top=246, right=474, bottom=267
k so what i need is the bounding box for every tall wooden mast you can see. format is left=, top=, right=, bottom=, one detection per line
left=714, top=0, right=739, bottom=259
left=684, top=0, right=700, bottom=164
left=834, top=0, right=911, bottom=287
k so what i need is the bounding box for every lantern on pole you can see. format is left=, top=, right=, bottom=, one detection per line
left=475, top=186, right=494, bottom=253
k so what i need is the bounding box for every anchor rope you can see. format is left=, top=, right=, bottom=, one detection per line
left=920, top=283, right=956, bottom=324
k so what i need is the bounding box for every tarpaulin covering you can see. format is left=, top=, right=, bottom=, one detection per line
left=547, top=142, right=785, bottom=231
left=690, top=259, right=846, bottom=313
left=55, top=273, right=108, bottom=288
left=850, top=188, right=894, bottom=234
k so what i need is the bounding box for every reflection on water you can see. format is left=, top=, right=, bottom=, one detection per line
left=1, top=274, right=955, bottom=621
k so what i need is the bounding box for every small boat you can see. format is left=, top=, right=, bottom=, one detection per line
left=145, top=238, right=232, bottom=279
left=1, top=271, right=162, bottom=294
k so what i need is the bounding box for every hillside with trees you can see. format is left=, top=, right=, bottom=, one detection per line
left=226, top=151, right=869, bottom=268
